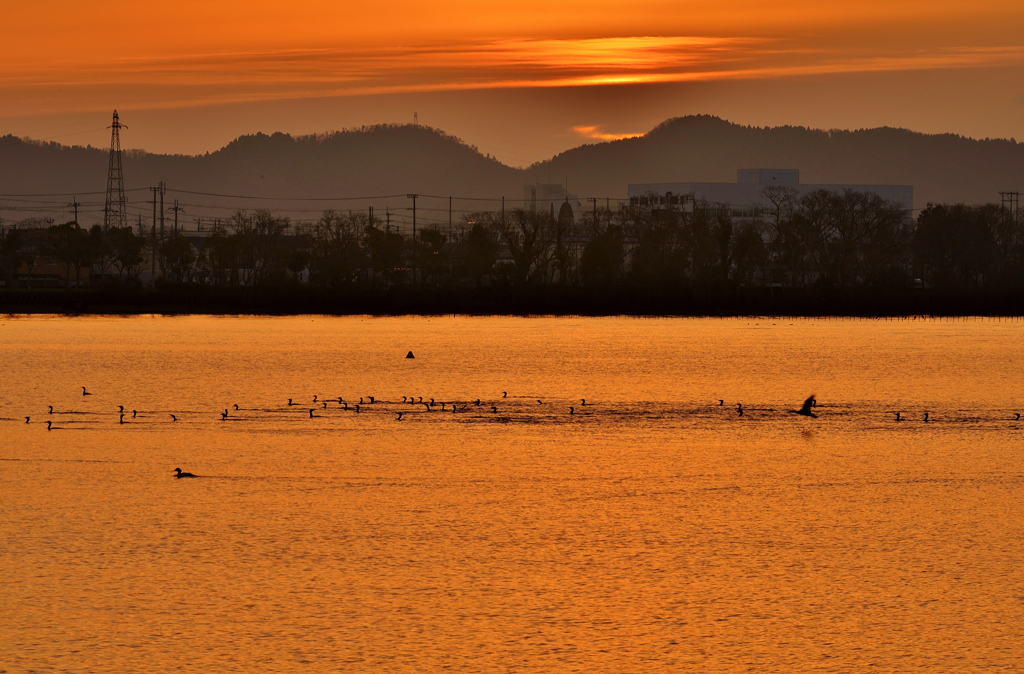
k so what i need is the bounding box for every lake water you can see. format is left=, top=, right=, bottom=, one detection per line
left=2, top=315, right=1023, bottom=672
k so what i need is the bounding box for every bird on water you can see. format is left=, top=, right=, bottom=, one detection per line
left=894, top=412, right=902, bottom=422
left=173, top=468, right=197, bottom=478
left=719, top=400, right=724, bottom=406
left=924, top=412, right=930, bottom=422
left=118, top=405, right=124, bottom=413
left=1016, top=413, right=1021, bottom=421
left=789, top=395, right=817, bottom=418
left=737, top=403, right=744, bottom=417
left=119, top=414, right=125, bottom=424
left=396, top=412, right=404, bottom=421
left=503, top=392, right=508, bottom=398
left=25, top=416, right=30, bottom=423
left=46, top=420, right=52, bottom=430
left=491, top=406, right=498, bottom=413
left=309, top=408, right=316, bottom=418
left=133, top=410, right=138, bottom=419
left=581, top=399, right=587, bottom=406
left=569, top=407, right=575, bottom=415
left=82, top=387, right=91, bottom=396
left=234, top=404, right=239, bottom=410
left=48, top=405, right=53, bottom=414
left=170, top=414, right=177, bottom=422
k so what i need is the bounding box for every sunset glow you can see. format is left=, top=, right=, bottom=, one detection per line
left=2, top=0, right=1022, bottom=163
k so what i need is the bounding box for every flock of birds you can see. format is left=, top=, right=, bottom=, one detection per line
left=13, top=388, right=1022, bottom=479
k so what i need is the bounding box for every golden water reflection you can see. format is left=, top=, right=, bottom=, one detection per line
left=2, top=316, right=1023, bottom=671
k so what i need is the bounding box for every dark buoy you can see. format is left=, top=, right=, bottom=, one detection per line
left=406, top=351, right=415, bottom=359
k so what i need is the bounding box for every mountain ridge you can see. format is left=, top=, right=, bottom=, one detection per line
left=2, top=116, right=1022, bottom=220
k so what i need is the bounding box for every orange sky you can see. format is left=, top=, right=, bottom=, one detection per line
left=2, top=0, right=1023, bottom=164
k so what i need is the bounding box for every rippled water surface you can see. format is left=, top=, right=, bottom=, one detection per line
left=2, top=315, right=1024, bottom=672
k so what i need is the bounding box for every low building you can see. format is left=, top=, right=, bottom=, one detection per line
left=628, top=169, right=913, bottom=216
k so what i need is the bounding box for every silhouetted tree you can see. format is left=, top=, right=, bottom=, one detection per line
left=416, top=227, right=449, bottom=287
left=454, top=222, right=497, bottom=288
left=363, top=224, right=405, bottom=287
left=160, top=235, right=197, bottom=283
left=580, top=224, right=623, bottom=287
left=305, top=210, right=366, bottom=287
left=44, top=222, right=90, bottom=288
left=495, top=209, right=555, bottom=285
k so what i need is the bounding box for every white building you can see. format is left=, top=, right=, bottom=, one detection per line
left=628, top=169, right=913, bottom=215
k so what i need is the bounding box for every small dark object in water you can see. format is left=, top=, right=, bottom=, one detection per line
left=406, top=351, right=415, bottom=359
left=174, top=467, right=197, bottom=478
left=789, top=395, right=818, bottom=419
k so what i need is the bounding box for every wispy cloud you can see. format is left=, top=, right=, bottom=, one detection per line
left=573, top=126, right=643, bottom=141
left=3, top=37, right=1024, bottom=115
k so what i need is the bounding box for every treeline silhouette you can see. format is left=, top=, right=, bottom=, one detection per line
left=3, top=187, right=1024, bottom=315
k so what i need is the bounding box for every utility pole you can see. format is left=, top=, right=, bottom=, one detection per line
left=159, top=181, right=166, bottom=242
left=137, top=214, right=144, bottom=238
left=386, top=207, right=391, bottom=232
left=588, top=197, right=598, bottom=226
left=501, top=196, right=505, bottom=223
left=68, top=197, right=82, bottom=224
left=1000, top=191, right=1020, bottom=224
left=407, top=194, right=418, bottom=241
left=449, top=196, right=452, bottom=233
left=169, top=199, right=184, bottom=236
left=369, top=206, right=373, bottom=227
left=150, top=186, right=159, bottom=277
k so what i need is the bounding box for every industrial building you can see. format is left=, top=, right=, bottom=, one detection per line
left=628, top=169, right=913, bottom=215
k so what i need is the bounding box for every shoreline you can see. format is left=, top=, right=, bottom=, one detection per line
left=4, top=287, right=1024, bottom=317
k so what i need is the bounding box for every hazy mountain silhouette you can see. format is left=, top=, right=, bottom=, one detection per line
left=2, top=116, right=1022, bottom=212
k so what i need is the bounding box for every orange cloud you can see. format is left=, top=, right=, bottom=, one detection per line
left=573, top=126, right=643, bottom=141
left=4, top=36, right=1024, bottom=117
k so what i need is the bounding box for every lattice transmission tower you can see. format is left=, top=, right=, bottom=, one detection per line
left=103, top=110, right=128, bottom=229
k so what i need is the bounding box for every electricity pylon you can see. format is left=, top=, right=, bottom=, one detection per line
left=103, top=110, right=128, bottom=229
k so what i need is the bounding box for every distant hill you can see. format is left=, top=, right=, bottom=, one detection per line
left=529, top=115, right=1024, bottom=208
left=2, top=116, right=1023, bottom=222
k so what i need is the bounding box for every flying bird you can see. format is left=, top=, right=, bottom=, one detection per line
left=789, top=395, right=818, bottom=418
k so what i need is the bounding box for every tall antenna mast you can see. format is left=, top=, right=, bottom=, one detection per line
left=103, top=110, right=128, bottom=229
